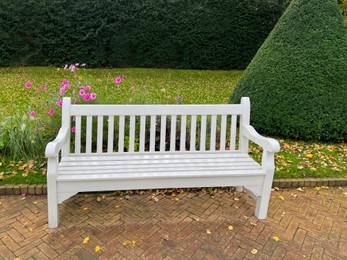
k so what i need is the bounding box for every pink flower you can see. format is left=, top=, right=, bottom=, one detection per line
left=60, top=79, right=70, bottom=89
left=64, top=64, right=68, bottom=70
left=75, top=63, right=79, bottom=66
left=123, top=75, right=128, bottom=79
left=81, top=63, right=86, bottom=67
left=115, top=77, right=122, bottom=84
left=29, top=111, right=35, bottom=118
left=90, top=92, right=97, bottom=100
left=70, top=65, right=76, bottom=72
left=79, top=89, right=85, bottom=96
left=25, top=81, right=32, bottom=89
left=71, top=126, right=76, bottom=133
left=35, top=88, right=39, bottom=93
left=48, top=108, right=55, bottom=116
left=85, top=85, right=91, bottom=91
left=57, top=100, right=63, bottom=107
left=84, top=93, right=91, bottom=101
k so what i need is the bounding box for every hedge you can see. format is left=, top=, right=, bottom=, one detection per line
left=230, top=0, right=347, bottom=142
left=0, top=0, right=290, bottom=69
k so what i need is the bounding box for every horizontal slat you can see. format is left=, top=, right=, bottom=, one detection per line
left=69, top=104, right=242, bottom=116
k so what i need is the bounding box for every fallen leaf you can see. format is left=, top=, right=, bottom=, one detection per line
left=40, top=168, right=47, bottom=175
left=206, top=229, right=212, bottom=234
left=228, top=225, right=234, bottom=230
left=343, top=192, right=347, bottom=196
left=95, top=245, right=101, bottom=252
left=115, top=205, right=120, bottom=208
left=18, top=164, right=28, bottom=171
left=27, top=227, right=33, bottom=232
left=321, top=186, right=329, bottom=189
left=82, top=237, right=90, bottom=244
left=251, top=249, right=258, bottom=255
left=278, top=196, right=284, bottom=201
left=122, top=240, right=132, bottom=246
left=273, top=236, right=280, bottom=241
left=273, top=187, right=280, bottom=191
left=162, top=234, right=169, bottom=241
left=250, top=222, right=257, bottom=226
left=97, top=197, right=101, bottom=202
left=234, top=198, right=240, bottom=201
left=102, top=195, right=106, bottom=199
left=306, top=154, right=313, bottom=159
left=152, top=196, right=159, bottom=202
left=0, top=162, right=2, bottom=166
left=83, top=207, right=89, bottom=211
left=132, top=240, right=136, bottom=245
left=314, top=187, right=321, bottom=191
left=297, top=188, right=304, bottom=192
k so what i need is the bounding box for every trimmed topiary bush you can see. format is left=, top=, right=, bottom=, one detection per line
left=230, top=0, right=347, bottom=142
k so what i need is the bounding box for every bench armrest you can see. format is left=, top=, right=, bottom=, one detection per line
left=45, top=127, right=69, bottom=158
left=242, top=125, right=280, bottom=153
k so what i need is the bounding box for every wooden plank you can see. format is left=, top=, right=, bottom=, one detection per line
left=86, top=116, right=93, bottom=153
left=107, top=116, right=114, bottom=153
left=210, top=115, right=217, bottom=151
left=74, top=116, right=82, bottom=154
left=118, top=116, right=125, bottom=152
left=139, top=115, right=146, bottom=152
left=129, top=116, right=136, bottom=152
left=230, top=115, right=237, bottom=151
left=70, top=104, right=242, bottom=116
left=97, top=116, right=103, bottom=153
left=190, top=115, right=197, bottom=151
left=170, top=115, right=177, bottom=152
left=220, top=115, right=227, bottom=151
left=180, top=115, right=187, bottom=151
left=160, top=115, right=167, bottom=152
left=150, top=115, right=156, bottom=152
left=200, top=115, right=207, bottom=151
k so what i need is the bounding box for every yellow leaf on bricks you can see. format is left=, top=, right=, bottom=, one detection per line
left=122, top=240, right=132, bottom=246
left=228, top=225, right=234, bottom=230
left=273, top=236, right=280, bottom=241
left=82, top=237, right=90, bottom=244
left=95, top=245, right=101, bottom=252
left=27, top=227, right=33, bottom=232
left=251, top=249, right=258, bottom=255
left=206, top=229, right=212, bottom=234
left=278, top=196, right=284, bottom=200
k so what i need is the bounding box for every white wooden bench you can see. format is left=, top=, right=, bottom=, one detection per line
left=45, top=97, right=280, bottom=228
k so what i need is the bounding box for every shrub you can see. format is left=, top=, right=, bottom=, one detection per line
left=230, top=0, right=347, bottom=141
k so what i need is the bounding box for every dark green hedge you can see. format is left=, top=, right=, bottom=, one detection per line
left=230, top=0, right=347, bottom=142
left=0, top=0, right=289, bottom=69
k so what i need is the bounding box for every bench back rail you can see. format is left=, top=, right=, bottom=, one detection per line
left=61, top=97, right=251, bottom=156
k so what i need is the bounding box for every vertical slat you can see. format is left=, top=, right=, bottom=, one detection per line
left=210, top=115, right=217, bottom=151
left=139, top=115, right=146, bottom=152
left=190, top=115, right=197, bottom=151
left=129, top=116, right=136, bottom=152
left=107, top=116, right=114, bottom=153
left=160, top=115, right=167, bottom=152
left=180, top=115, right=187, bottom=151
left=220, top=115, right=227, bottom=151
left=200, top=115, right=207, bottom=151
left=230, top=115, right=237, bottom=151
left=150, top=115, right=156, bottom=152
left=118, top=116, right=125, bottom=152
left=97, top=116, right=103, bottom=153
left=170, top=115, right=177, bottom=151
left=75, top=116, right=81, bottom=154
left=86, top=116, right=93, bottom=153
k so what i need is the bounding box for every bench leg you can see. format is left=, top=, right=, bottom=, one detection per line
left=47, top=169, right=59, bottom=228
left=255, top=192, right=271, bottom=219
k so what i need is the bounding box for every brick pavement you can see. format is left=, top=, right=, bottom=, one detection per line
left=0, top=186, right=346, bottom=259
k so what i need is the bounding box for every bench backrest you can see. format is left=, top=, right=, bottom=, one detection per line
left=60, top=97, right=251, bottom=156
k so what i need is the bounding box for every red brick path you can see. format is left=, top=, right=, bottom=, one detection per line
left=0, top=187, right=346, bottom=259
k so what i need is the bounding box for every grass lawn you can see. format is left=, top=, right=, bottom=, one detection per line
left=0, top=67, right=346, bottom=184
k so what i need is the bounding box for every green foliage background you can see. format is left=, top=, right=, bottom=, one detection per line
left=0, top=0, right=289, bottom=69
left=230, top=0, right=347, bottom=142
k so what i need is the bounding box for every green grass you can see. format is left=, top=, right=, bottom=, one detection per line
left=0, top=67, right=346, bottom=184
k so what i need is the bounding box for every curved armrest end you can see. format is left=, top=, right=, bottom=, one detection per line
left=243, top=125, right=280, bottom=153
left=45, top=127, right=69, bottom=157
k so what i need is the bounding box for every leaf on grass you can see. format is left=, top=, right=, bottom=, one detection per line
left=18, top=164, right=28, bottom=171
left=278, top=196, right=284, bottom=200
left=273, top=236, right=280, bottom=241
left=251, top=249, right=258, bottom=255
left=306, top=154, right=313, bottom=159
left=40, top=168, right=47, bottom=175
left=95, top=245, right=101, bottom=252
left=82, top=237, right=90, bottom=244
left=0, top=162, right=2, bottom=166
